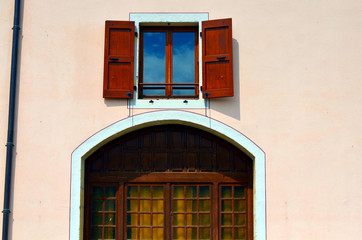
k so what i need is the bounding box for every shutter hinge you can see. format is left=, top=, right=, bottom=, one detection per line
left=200, top=86, right=203, bottom=92
left=135, top=32, right=138, bottom=37
left=134, top=86, right=137, bottom=91
left=200, top=32, right=202, bottom=38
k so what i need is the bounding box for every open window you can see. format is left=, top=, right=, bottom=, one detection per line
left=103, top=17, right=234, bottom=100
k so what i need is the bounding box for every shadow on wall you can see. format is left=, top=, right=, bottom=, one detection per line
left=209, top=39, right=241, bottom=121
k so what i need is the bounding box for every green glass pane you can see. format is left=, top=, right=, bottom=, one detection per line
left=140, top=228, right=151, bottom=239
left=105, top=213, right=115, bottom=225
left=199, top=214, right=210, bottom=226
left=140, top=200, right=151, bottom=212
left=140, top=186, right=151, bottom=198
left=152, top=200, right=164, bottom=212
left=234, top=200, right=246, bottom=212
left=174, top=186, right=184, bottom=198
left=200, top=228, right=210, bottom=239
left=92, top=200, right=103, bottom=212
left=127, top=227, right=138, bottom=240
left=92, top=213, right=102, bottom=225
left=128, top=186, right=138, bottom=198
left=186, top=186, right=197, bottom=198
left=235, top=214, right=246, bottom=226
left=105, top=186, right=116, bottom=198
left=173, top=214, right=185, bottom=226
left=221, top=186, right=232, bottom=198
left=173, top=228, right=185, bottom=239
left=140, top=214, right=151, bottom=226
left=221, top=214, right=232, bottom=226
left=199, top=200, right=210, bottom=211
left=234, top=186, right=245, bottom=198
left=222, top=200, right=232, bottom=212
left=235, top=228, right=246, bottom=240
left=186, top=214, right=197, bottom=226
left=173, top=200, right=185, bottom=212
left=153, top=186, right=164, bottom=198
left=127, top=213, right=138, bottom=226
left=105, top=200, right=116, bottom=211
left=153, top=228, right=164, bottom=239
left=93, top=186, right=103, bottom=198
left=186, top=200, right=197, bottom=212
left=186, top=228, right=197, bottom=239
left=91, top=227, right=102, bottom=240
left=127, top=200, right=138, bottom=212
left=104, top=227, right=115, bottom=239
left=221, top=228, right=232, bottom=240
left=153, top=213, right=164, bottom=226
left=199, top=186, right=210, bottom=198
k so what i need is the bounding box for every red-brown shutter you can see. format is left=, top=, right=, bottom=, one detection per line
left=103, top=21, right=135, bottom=98
left=202, top=18, right=233, bottom=98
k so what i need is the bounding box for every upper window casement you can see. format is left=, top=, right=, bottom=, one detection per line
left=103, top=16, right=234, bottom=101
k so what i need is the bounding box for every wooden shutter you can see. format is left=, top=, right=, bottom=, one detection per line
left=202, top=18, right=233, bottom=98
left=103, top=21, right=135, bottom=98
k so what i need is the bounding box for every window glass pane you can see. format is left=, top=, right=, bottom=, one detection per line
left=222, top=200, right=232, bottom=212
left=127, top=228, right=138, bottom=240
left=140, top=200, right=151, bottom=212
left=174, top=186, right=184, bottom=198
left=143, top=32, right=166, bottom=96
left=234, top=186, right=245, bottom=198
left=199, top=200, right=210, bottom=211
left=234, top=200, right=246, bottom=212
left=127, top=213, right=138, bottom=226
left=127, top=200, right=138, bottom=212
left=92, top=200, right=103, bottom=212
left=234, top=214, right=246, bottom=226
left=153, top=214, right=164, bottom=226
left=172, top=32, right=195, bottom=96
left=199, top=214, right=210, bottom=226
left=105, top=213, right=115, bottom=225
left=105, top=200, right=115, bottom=211
left=186, top=186, right=197, bottom=198
left=199, top=186, right=210, bottom=198
left=199, top=228, right=210, bottom=239
left=140, top=214, right=151, bottom=226
left=104, top=228, right=115, bottom=239
left=127, top=186, right=138, bottom=198
left=153, top=186, right=164, bottom=198
left=186, top=214, right=197, bottom=226
left=221, top=186, right=232, bottom=198
left=173, top=214, right=185, bottom=226
left=140, top=228, right=151, bottom=239
left=221, top=228, right=232, bottom=240
left=152, top=200, right=164, bottom=212
left=221, top=214, right=232, bottom=226
left=140, top=186, right=151, bottom=198
left=173, top=227, right=185, bottom=239
left=105, top=186, right=116, bottom=198
left=173, top=200, right=185, bottom=212
left=186, top=228, right=197, bottom=239
left=92, top=213, right=103, bottom=225
left=153, top=228, right=164, bottom=239
left=93, top=186, right=103, bottom=198
left=91, top=227, right=102, bottom=240
left=235, top=228, right=246, bottom=240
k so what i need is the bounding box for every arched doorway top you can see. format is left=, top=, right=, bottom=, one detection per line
left=70, top=110, right=266, bottom=240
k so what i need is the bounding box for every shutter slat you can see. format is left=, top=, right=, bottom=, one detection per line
left=202, top=18, right=233, bottom=98
left=103, top=21, right=135, bottom=98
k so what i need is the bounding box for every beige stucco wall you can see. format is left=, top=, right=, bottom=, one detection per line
left=1, top=0, right=361, bottom=239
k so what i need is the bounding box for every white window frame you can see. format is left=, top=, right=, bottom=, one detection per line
left=129, top=13, right=209, bottom=109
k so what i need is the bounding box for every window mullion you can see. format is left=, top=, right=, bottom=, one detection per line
left=165, top=30, right=172, bottom=97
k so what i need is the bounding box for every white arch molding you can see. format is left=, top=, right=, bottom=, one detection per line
left=70, top=110, right=266, bottom=240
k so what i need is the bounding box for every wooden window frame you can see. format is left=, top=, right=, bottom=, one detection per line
left=138, top=26, right=199, bottom=99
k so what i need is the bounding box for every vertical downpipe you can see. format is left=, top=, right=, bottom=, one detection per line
left=2, top=0, right=21, bottom=239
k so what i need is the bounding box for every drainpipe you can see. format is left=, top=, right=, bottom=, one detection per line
left=2, top=0, right=21, bottom=239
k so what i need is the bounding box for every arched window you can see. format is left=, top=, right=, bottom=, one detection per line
left=84, top=125, right=253, bottom=240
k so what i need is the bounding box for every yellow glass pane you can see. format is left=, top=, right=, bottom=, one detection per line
left=221, top=214, right=232, bottom=226
left=105, top=213, right=115, bottom=225
left=128, top=186, right=138, bottom=198
left=173, top=228, right=185, bottom=240
left=174, top=186, right=184, bottom=198
left=186, top=200, right=197, bottom=212
left=235, top=214, right=246, bottom=226
left=221, top=186, right=232, bottom=198
left=173, top=200, right=185, bottom=212
left=199, top=214, right=210, bottom=226
left=186, top=228, right=197, bottom=239
left=186, top=186, right=197, bottom=198
left=199, top=200, right=210, bottom=211
left=140, top=186, right=151, bottom=198
left=104, top=228, right=115, bottom=239
left=153, top=186, right=164, bottom=198
left=234, top=200, right=246, bottom=212
left=222, top=200, right=232, bottom=212
left=186, top=214, right=197, bottom=226
left=199, top=186, right=210, bottom=198
left=92, top=213, right=102, bottom=225
left=127, top=213, right=138, bottom=226
left=127, top=200, right=138, bottom=212
left=173, top=214, right=185, bottom=226
left=140, top=214, right=151, bottom=226
left=140, top=228, right=151, bottom=239
left=153, top=228, right=164, bottom=239
left=234, top=186, right=245, bottom=198
left=152, top=200, right=164, bottom=212
left=126, top=227, right=138, bottom=240
left=140, top=200, right=151, bottom=212
left=221, top=228, right=232, bottom=240
left=153, top=214, right=164, bottom=226
left=200, top=228, right=210, bottom=239
left=105, top=200, right=116, bottom=211
left=235, top=228, right=246, bottom=240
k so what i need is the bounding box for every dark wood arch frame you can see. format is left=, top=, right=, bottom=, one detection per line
left=84, top=125, right=253, bottom=240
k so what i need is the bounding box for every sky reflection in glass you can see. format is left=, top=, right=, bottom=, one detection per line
left=143, top=32, right=166, bottom=95
left=172, top=32, right=195, bottom=95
